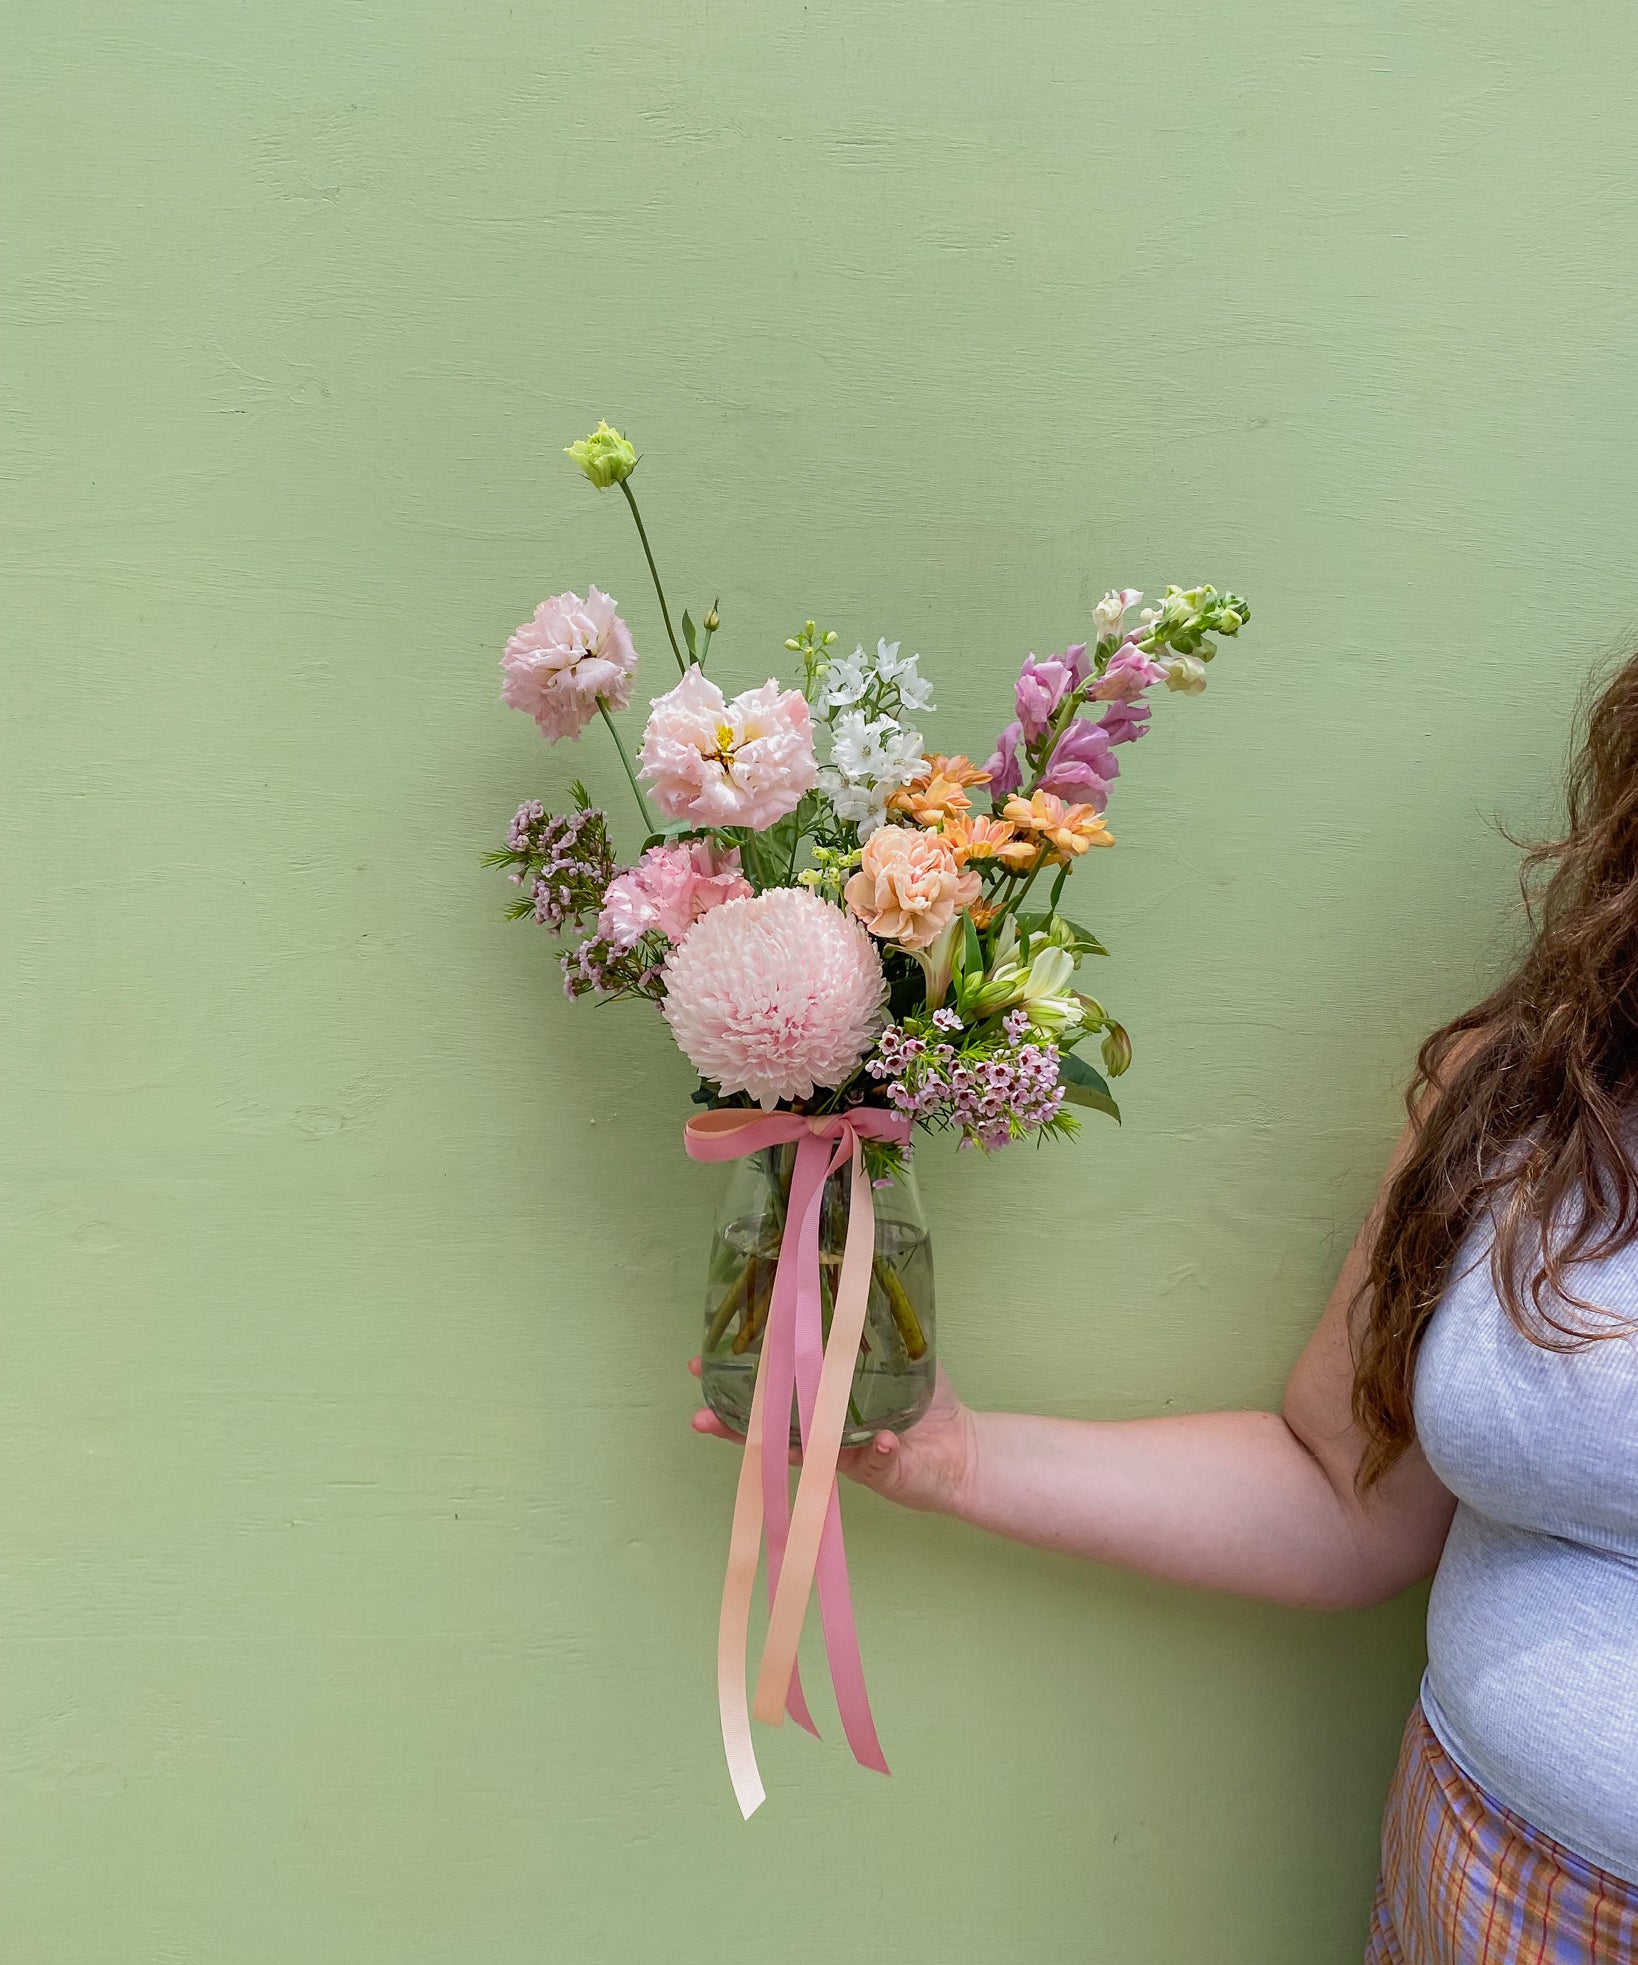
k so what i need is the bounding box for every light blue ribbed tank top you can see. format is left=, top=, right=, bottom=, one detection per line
left=1415, top=1224, right=1638, bottom=1882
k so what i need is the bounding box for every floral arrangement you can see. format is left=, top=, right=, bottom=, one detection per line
left=492, top=420, right=1248, bottom=1158
left=489, top=421, right=1249, bottom=1814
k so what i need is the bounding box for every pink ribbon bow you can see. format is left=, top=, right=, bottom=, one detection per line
left=684, top=1105, right=912, bottom=1818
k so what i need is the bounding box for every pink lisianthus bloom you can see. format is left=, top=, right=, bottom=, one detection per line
left=844, top=825, right=982, bottom=953
left=663, top=889, right=887, bottom=1109
left=1013, top=645, right=1088, bottom=743
left=1038, top=718, right=1119, bottom=806
left=501, top=587, right=637, bottom=742
left=1089, top=640, right=1167, bottom=705
left=638, top=666, right=817, bottom=829
left=596, top=840, right=752, bottom=953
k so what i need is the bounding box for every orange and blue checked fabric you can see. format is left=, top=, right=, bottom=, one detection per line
left=1366, top=1704, right=1638, bottom=1965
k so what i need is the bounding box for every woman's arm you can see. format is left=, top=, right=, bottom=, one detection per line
left=692, top=1122, right=1456, bottom=1611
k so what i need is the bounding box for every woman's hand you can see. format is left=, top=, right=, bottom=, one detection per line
left=689, top=1359, right=978, bottom=1517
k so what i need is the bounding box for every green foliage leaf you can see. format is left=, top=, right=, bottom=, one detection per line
left=682, top=611, right=697, bottom=659
left=641, top=818, right=703, bottom=851
left=1058, top=1050, right=1120, bottom=1122
left=1012, top=912, right=1108, bottom=959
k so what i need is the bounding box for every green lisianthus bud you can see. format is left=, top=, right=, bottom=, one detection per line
left=703, top=608, right=720, bottom=632
left=1100, top=1021, right=1132, bottom=1078
left=565, top=420, right=637, bottom=489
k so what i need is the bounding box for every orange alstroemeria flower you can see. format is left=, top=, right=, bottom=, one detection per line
left=888, top=753, right=992, bottom=825
left=941, top=812, right=1037, bottom=871
left=1002, top=791, right=1115, bottom=861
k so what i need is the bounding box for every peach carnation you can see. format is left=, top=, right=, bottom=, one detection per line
left=638, top=666, right=816, bottom=830
left=597, top=840, right=751, bottom=952
left=844, top=824, right=981, bottom=953
left=501, top=587, right=637, bottom=742
left=662, top=889, right=887, bottom=1109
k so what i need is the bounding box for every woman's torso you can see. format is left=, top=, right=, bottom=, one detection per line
left=1415, top=1227, right=1638, bottom=1883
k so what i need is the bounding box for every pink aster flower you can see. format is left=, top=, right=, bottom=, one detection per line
left=662, top=889, right=887, bottom=1109
left=638, top=666, right=817, bottom=830
left=500, top=587, right=637, bottom=742
left=596, top=840, right=752, bottom=952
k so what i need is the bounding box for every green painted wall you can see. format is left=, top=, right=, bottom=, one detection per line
left=5, top=4, right=1636, bottom=1959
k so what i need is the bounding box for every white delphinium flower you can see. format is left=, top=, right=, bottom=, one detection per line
left=821, top=646, right=870, bottom=709
left=819, top=708, right=928, bottom=831
left=893, top=655, right=935, bottom=713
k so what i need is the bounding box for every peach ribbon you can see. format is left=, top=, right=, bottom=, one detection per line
left=684, top=1106, right=911, bottom=1817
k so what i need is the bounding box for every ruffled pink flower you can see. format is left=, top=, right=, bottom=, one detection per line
left=596, top=840, right=752, bottom=952
left=662, top=889, right=887, bottom=1109
left=500, top=587, right=637, bottom=742
left=638, top=666, right=816, bottom=829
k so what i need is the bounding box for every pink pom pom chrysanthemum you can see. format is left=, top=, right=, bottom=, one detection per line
left=662, top=888, right=887, bottom=1109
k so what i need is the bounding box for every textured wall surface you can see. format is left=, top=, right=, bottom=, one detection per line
left=6, top=4, right=1638, bottom=1960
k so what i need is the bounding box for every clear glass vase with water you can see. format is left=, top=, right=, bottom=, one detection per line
left=699, top=1146, right=935, bottom=1449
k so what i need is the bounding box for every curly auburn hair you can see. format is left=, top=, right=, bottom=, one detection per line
left=1353, top=650, right=1638, bottom=1488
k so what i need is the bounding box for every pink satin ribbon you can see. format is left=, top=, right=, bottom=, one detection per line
left=685, top=1106, right=911, bottom=1817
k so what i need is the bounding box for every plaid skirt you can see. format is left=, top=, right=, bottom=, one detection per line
left=1365, top=1703, right=1638, bottom=1964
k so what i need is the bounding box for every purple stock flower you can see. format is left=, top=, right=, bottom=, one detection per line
left=983, top=719, right=1025, bottom=798
left=1090, top=640, right=1167, bottom=705
left=1097, top=699, right=1152, bottom=747
left=1013, top=644, right=1088, bottom=741
left=1038, top=718, right=1119, bottom=805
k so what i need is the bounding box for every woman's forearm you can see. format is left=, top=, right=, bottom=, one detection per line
left=949, top=1407, right=1412, bottom=1609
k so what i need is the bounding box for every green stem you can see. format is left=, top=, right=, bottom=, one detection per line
left=993, top=851, right=1049, bottom=932
left=597, top=700, right=653, bottom=829
left=619, top=479, right=687, bottom=675
left=872, top=1254, right=927, bottom=1360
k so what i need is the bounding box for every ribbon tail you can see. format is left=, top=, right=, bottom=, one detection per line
left=757, top=1134, right=826, bottom=1738
left=753, top=1135, right=889, bottom=1774
left=718, top=1327, right=770, bottom=1819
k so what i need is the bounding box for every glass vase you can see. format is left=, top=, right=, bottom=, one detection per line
left=700, top=1146, right=936, bottom=1449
